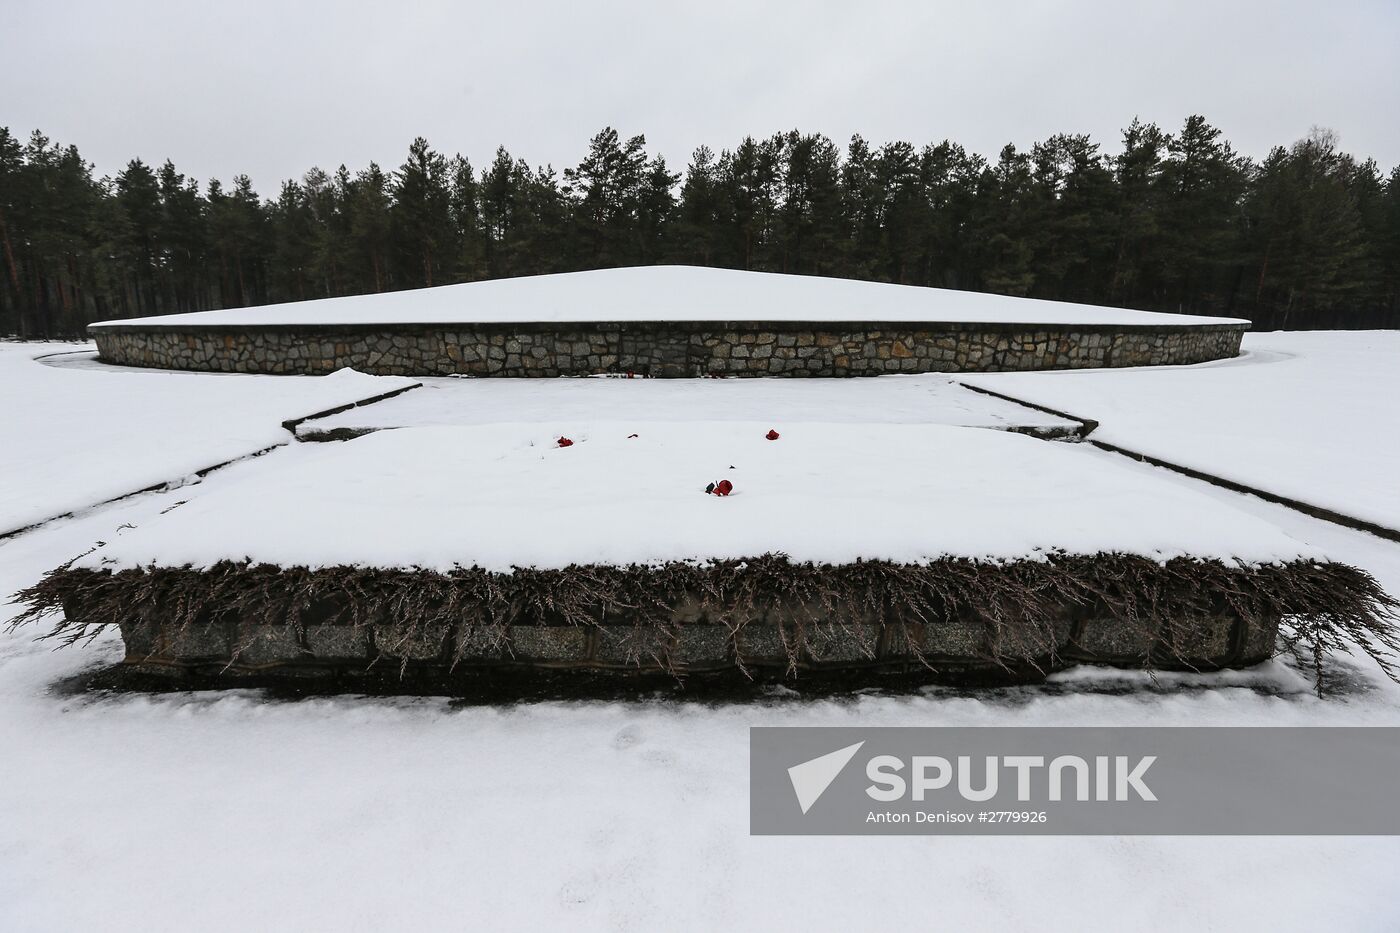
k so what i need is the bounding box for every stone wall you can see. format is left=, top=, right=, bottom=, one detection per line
left=91, top=320, right=1246, bottom=376
left=116, top=613, right=1274, bottom=682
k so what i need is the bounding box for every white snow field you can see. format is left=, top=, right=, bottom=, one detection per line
left=0, top=342, right=415, bottom=535
left=961, top=331, right=1400, bottom=532
left=2, top=331, right=1399, bottom=931
left=298, top=373, right=1075, bottom=436
left=92, top=265, right=1247, bottom=328
left=87, top=422, right=1317, bottom=573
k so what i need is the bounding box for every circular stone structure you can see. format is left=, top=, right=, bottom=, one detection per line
left=89, top=266, right=1248, bottom=377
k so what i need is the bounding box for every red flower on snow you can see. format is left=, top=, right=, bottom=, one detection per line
left=766, top=429, right=780, bottom=440
left=705, top=479, right=734, bottom=497
left=556, top=436, right=574, bottom=447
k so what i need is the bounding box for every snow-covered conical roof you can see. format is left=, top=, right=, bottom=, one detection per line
left=90, top=265, right=1247, bottom=329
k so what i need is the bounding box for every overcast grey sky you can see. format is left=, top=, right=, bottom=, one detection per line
left=4, top=0, right=1398, bottom=193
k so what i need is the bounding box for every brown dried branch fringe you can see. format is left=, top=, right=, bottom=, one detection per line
left=9, top=553, right=1397, bottom=694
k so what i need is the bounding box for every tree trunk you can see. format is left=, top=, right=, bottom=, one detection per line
left=0, top=207, right=21, bottom=302
left=1255, top=244, right=1271, bottom=305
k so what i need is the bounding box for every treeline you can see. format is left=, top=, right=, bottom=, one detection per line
left=1, top=116, right=1397, bottom=337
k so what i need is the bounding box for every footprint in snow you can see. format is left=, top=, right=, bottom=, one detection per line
left=611, top=723, right=644, bottom=750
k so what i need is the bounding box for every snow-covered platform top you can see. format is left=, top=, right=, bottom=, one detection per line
left=83, top=422, right=1315, bottom=574
left=89, top=266, right=1247, bottom=329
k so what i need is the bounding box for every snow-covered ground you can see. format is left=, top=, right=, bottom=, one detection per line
left=3, top=456, right=1399, bottom=932
left=93, top=265, right=1245, bottom=328
left=0, top=343, right=414, bottom=535
left=91, top=422, right=1317, bottom=572
left=961, top=331, right=1400, bottom=532
left=3, top=331, right=1399, bottom=931
left=299, top=373, right=1074, bottom=436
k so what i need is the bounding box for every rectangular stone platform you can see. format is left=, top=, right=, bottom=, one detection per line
left=16, top=421, right=1387, bottom=690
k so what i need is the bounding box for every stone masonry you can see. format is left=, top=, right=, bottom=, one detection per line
left=91, top=321, right=1246, bottom=376
left=117, top=612, right=1271, bottom=680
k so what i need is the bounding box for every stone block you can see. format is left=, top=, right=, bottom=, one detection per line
left=910, top=619, right=987, bottom=658
left=1073, top=617, right=1156, bottom=661
left=1238, top=615, right=1281, bottom=665
left=373, top=622, right=449, bottom=661
left=804, top=623, right=881, bottom=663
left=1159, top=615, right=1235, bottom=665
left=594, top=625, right=672, bottom=666
left=305, top=625, right=370, bottom=660
left=672, top=625, right=733, bottom=666
left=509, top=625, right=589, bottom=661
left=235, top=623, right=306, bottom=665
left=735, top=622, right=795, bottom=664
left=159, top=622, right=231, bottom=661
left=451, top=626, right=508, bottom=662
left=117, top=619, right=159, bottom=661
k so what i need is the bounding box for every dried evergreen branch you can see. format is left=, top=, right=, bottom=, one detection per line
left=8, top=553, right=1396, bottom=692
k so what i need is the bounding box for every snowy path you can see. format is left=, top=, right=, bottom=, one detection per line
left=960, top=331, right=1400, bottom=535
left=296, top=372, right=1076, bottom=437
left=0, top=344, right=415, bottom=536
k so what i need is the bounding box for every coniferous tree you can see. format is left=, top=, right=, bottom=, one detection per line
left=1156, top=115, right=1247, bottom=313
left=563, top=128, right=676, bottom=267
left=877, top=140, right=933, bottom=284
left=449, top=155, right=486, bottom=281
left=1380, top=167, right=1400, bottom=316
left=346, top=163, right=392, bottom=293
left=112, top=157, right=164, bottom=318
left=158, top=160, right=209, bottom=313
left=774, top=132, right=844, bottom=275
left=723, top=136, right=783, bottom=271
left=1344, top=157, right=1391, bottom=314
left=1030, top=134, right=1117, bottom=302
left=392, top=137, right=453, bottom=287
left=635, top=154, right=680, bottom=265
left=514, top=163, right=569, bottom=275
left=920, top=141, right=984, bottom=291
left=1109, top=120, right=1168, bottom=305
left=840, top=135, right=882, bottom=277
left=0, top=128, right=26, bottom=333
left=976, top=144, right=1038, bottom=297
left=677, top=146, right=724, bottom=266
left=206, top=174, right=265, bottom=308
left=1246, top=130, right=1369, bottom=328
left=270, top=179, right=316, bottom=300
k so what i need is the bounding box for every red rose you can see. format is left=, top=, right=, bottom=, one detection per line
left=766, top=429, right=780, bottom=440
left=556, top=436, right=574, bottom=447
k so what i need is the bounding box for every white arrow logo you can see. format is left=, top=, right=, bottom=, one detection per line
left=787, top=741, right=866, bottom=814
